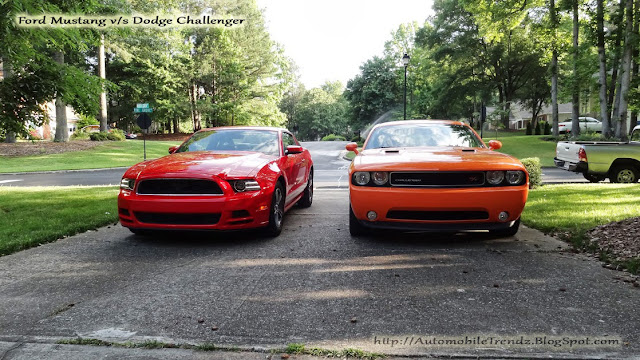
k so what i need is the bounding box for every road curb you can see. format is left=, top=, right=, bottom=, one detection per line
left=0, top=167, right=129, bottom=176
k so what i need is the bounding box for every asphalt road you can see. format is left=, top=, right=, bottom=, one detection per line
left=0, top=190, right=638, bottom=359
left=0, top=141, right=590, bottom=187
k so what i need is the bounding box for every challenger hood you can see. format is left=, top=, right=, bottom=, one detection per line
left=353, top=147, right=525, bottom=171
left=125, top=151, right=277, bottom=179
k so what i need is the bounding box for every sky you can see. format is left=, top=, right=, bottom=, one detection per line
left=255, top=0, right=434, bottom=89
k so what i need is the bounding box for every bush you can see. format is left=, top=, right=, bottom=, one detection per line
left=89, top=132, right=109, bottom=141
left=521, top=157, right=542, bottom=189
left=534, top=122, right=542, bottom=135
left=321, top=134, right=346, bottom=141
left=543, top=121, right=551, bottom=135
left=71, top=131, right=90, bottom=140
left=76, top=114, right=99, bottom=130
left=526, top=123, right=532, bottom=135
left=107, top=129, right=126, bottom=141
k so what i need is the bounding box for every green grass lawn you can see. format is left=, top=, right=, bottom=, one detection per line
left=0, top=186, right=119, bottom=256
left=0, top=140, right=180, bottom=173
left=483, top=135, right=556, bottom=167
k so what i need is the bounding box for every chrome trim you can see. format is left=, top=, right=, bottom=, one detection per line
left=136, top=178, right=225, bottom=196
left=389, top=171, right=486, bottom=187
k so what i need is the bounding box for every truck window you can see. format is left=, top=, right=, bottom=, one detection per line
left=632, top=130, right=640, bottom=142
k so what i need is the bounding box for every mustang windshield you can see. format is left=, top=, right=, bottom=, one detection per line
left=177, top=129, right=280, bottom=156
left=365, top=123, right=484, bottom=150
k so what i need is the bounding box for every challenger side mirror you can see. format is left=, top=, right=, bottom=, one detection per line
left=488, top=140, right=502, bottom=151
left=345, top=142, right=359, bottom=155
left=169, top=146, right=179, bottom=154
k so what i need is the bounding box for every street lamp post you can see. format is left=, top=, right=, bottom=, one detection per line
left=402, top=53, right=410, bottom=120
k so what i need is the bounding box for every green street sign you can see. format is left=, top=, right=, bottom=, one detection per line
left=134, top=108, right=153, bottom=113
left=136, top=103, right=150, bottom=109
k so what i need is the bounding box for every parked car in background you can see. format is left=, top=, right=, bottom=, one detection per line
left=346, top=120, right=529, bottom=237
left=554, top=125, right=640, bottom=183
left=118, top=126, right=313, bottom=236
left=125, top=133, right=138, bottom=139
left=558, top=117, right=602, bottom=134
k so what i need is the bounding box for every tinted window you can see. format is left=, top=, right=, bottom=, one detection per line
left=282, top=132, right=297, bottom=152
left=365, top=123, right=484, bottom=150
left=177, top=129, right=279, bottom=156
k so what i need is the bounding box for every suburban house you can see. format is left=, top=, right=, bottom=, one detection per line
left=486, top=103, right=582, bottom=130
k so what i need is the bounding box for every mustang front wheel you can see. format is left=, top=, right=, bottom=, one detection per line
left=266, top=183, right=285, bottom=236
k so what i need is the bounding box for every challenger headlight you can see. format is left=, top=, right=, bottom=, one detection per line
left=353, top=172, right=371, bottom=186
left=120, top=178, right=135, bottom=191
left=486, top=171, right=505, bottom=185
left=506, top=170, right=525, bottom=185
left=371, top=171, right=389, bottom=186
left=231, top=179, right=261, bottom=192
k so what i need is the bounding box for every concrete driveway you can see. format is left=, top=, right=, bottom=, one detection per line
left=0, top=190, right=638, bottom=359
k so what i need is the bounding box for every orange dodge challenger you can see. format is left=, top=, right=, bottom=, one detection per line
left=346, top=120, right=529, bottom=237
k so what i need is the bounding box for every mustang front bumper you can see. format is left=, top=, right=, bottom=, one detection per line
left=118, top=189, right=272, bottom=231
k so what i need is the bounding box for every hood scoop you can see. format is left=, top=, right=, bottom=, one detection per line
left=384, top=149, right=400, bottom=153
left=461, top=149, right=476, bottom=153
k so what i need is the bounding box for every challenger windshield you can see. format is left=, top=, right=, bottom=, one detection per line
left=365, top=123, right=484, bottom=150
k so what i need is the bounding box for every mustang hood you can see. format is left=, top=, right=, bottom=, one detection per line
left=126, top=151, right=276, bottom=179
left=353, top=147, right=525, bottom=171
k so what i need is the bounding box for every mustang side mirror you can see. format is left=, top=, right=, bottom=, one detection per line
left=345, top=142, right=359, bottom=155
left=169, top=146, right=179, bottom=154
left=285, top=145, right=303, bottom=155
left=488, top=140, right=502, bottom=151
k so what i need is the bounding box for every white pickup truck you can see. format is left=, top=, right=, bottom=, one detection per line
left=554, top=125, right=640, bottom=183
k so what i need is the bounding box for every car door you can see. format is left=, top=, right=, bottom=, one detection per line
left=281, top=132, right=303, bottom=202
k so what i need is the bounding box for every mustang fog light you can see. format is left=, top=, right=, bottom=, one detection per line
left=372, top=171, right=389, bottom=185
left=120, top=178, right=135, bottom=191
left=498, top=211, right=509, bottom=222
left=353, top=172, right=371, bottom=186
left=486, top=171, right=505, bottom=185
left=506, top=171, right=525, bottom=185
left=367, top=211, right=378, bottom=221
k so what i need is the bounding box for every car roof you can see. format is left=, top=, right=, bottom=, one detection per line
left=372, top=119, right=465, bottom=129
left=199, top=126, right=288, bottom=132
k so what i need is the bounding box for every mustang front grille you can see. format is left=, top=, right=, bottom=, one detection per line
left=136, top=179, right=223, bottom=195
left=134, top=212, right=221, bottom=225
left=386, top=210, right=489, bottom=221
left=389, top=172, right=485, bottom=187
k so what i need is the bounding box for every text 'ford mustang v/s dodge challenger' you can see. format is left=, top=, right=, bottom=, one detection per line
left=118, top=127, right=313, bottom=237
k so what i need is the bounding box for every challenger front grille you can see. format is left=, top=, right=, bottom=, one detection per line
left=136, top=179, right=223, bottom=195
left=386, top=210, right=489, bottom=221
left=134, top=212, right=221, bottom=225
left=389, top=172, right=485, bottom=187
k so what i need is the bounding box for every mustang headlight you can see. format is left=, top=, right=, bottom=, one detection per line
left=120, top=178, right=135, bottom=191
left=506, top=170, right=525, bottom=185
left=231, top=179, right=261, bottom=192
left=486, top=171, right=505, bottom=185
left=371, top=171, right=389, bottom=186
left=353, top=172, right=371, bottom=186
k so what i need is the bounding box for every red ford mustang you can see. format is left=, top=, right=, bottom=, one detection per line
left=118, top=127, right=313, bottom=236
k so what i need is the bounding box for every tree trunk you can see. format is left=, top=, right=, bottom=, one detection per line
left=173, top=118, right=179, bottom=134
left=597, top=0, right=611, bottom=136
left=571, top=0, right=580, bottom=137
left=2, top=58, right=17, bottom=143
left=608, top=0, right=625, bottom=118
left=190, top=83, right=201, bottom=132
left=550, top=0, right=559, bottom=136
left=53, top=51, right=68, bottom=143
left=615, top=0, right=636, bottom=141
left=98, top=33, right=108, bottom=132
left=630, top=1, right=639, bottom=130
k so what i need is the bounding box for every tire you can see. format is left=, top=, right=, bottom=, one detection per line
left=489, top=218, right=520, bottom=237
left=349, top=205, right=369, bottom=237
left=610, top=165, right=639, bottom=183
left=297, top=170, right=313, bottom=208
left=265, top=182, right=285, bottom=237
left=583, top=173, right=605, bottom=183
